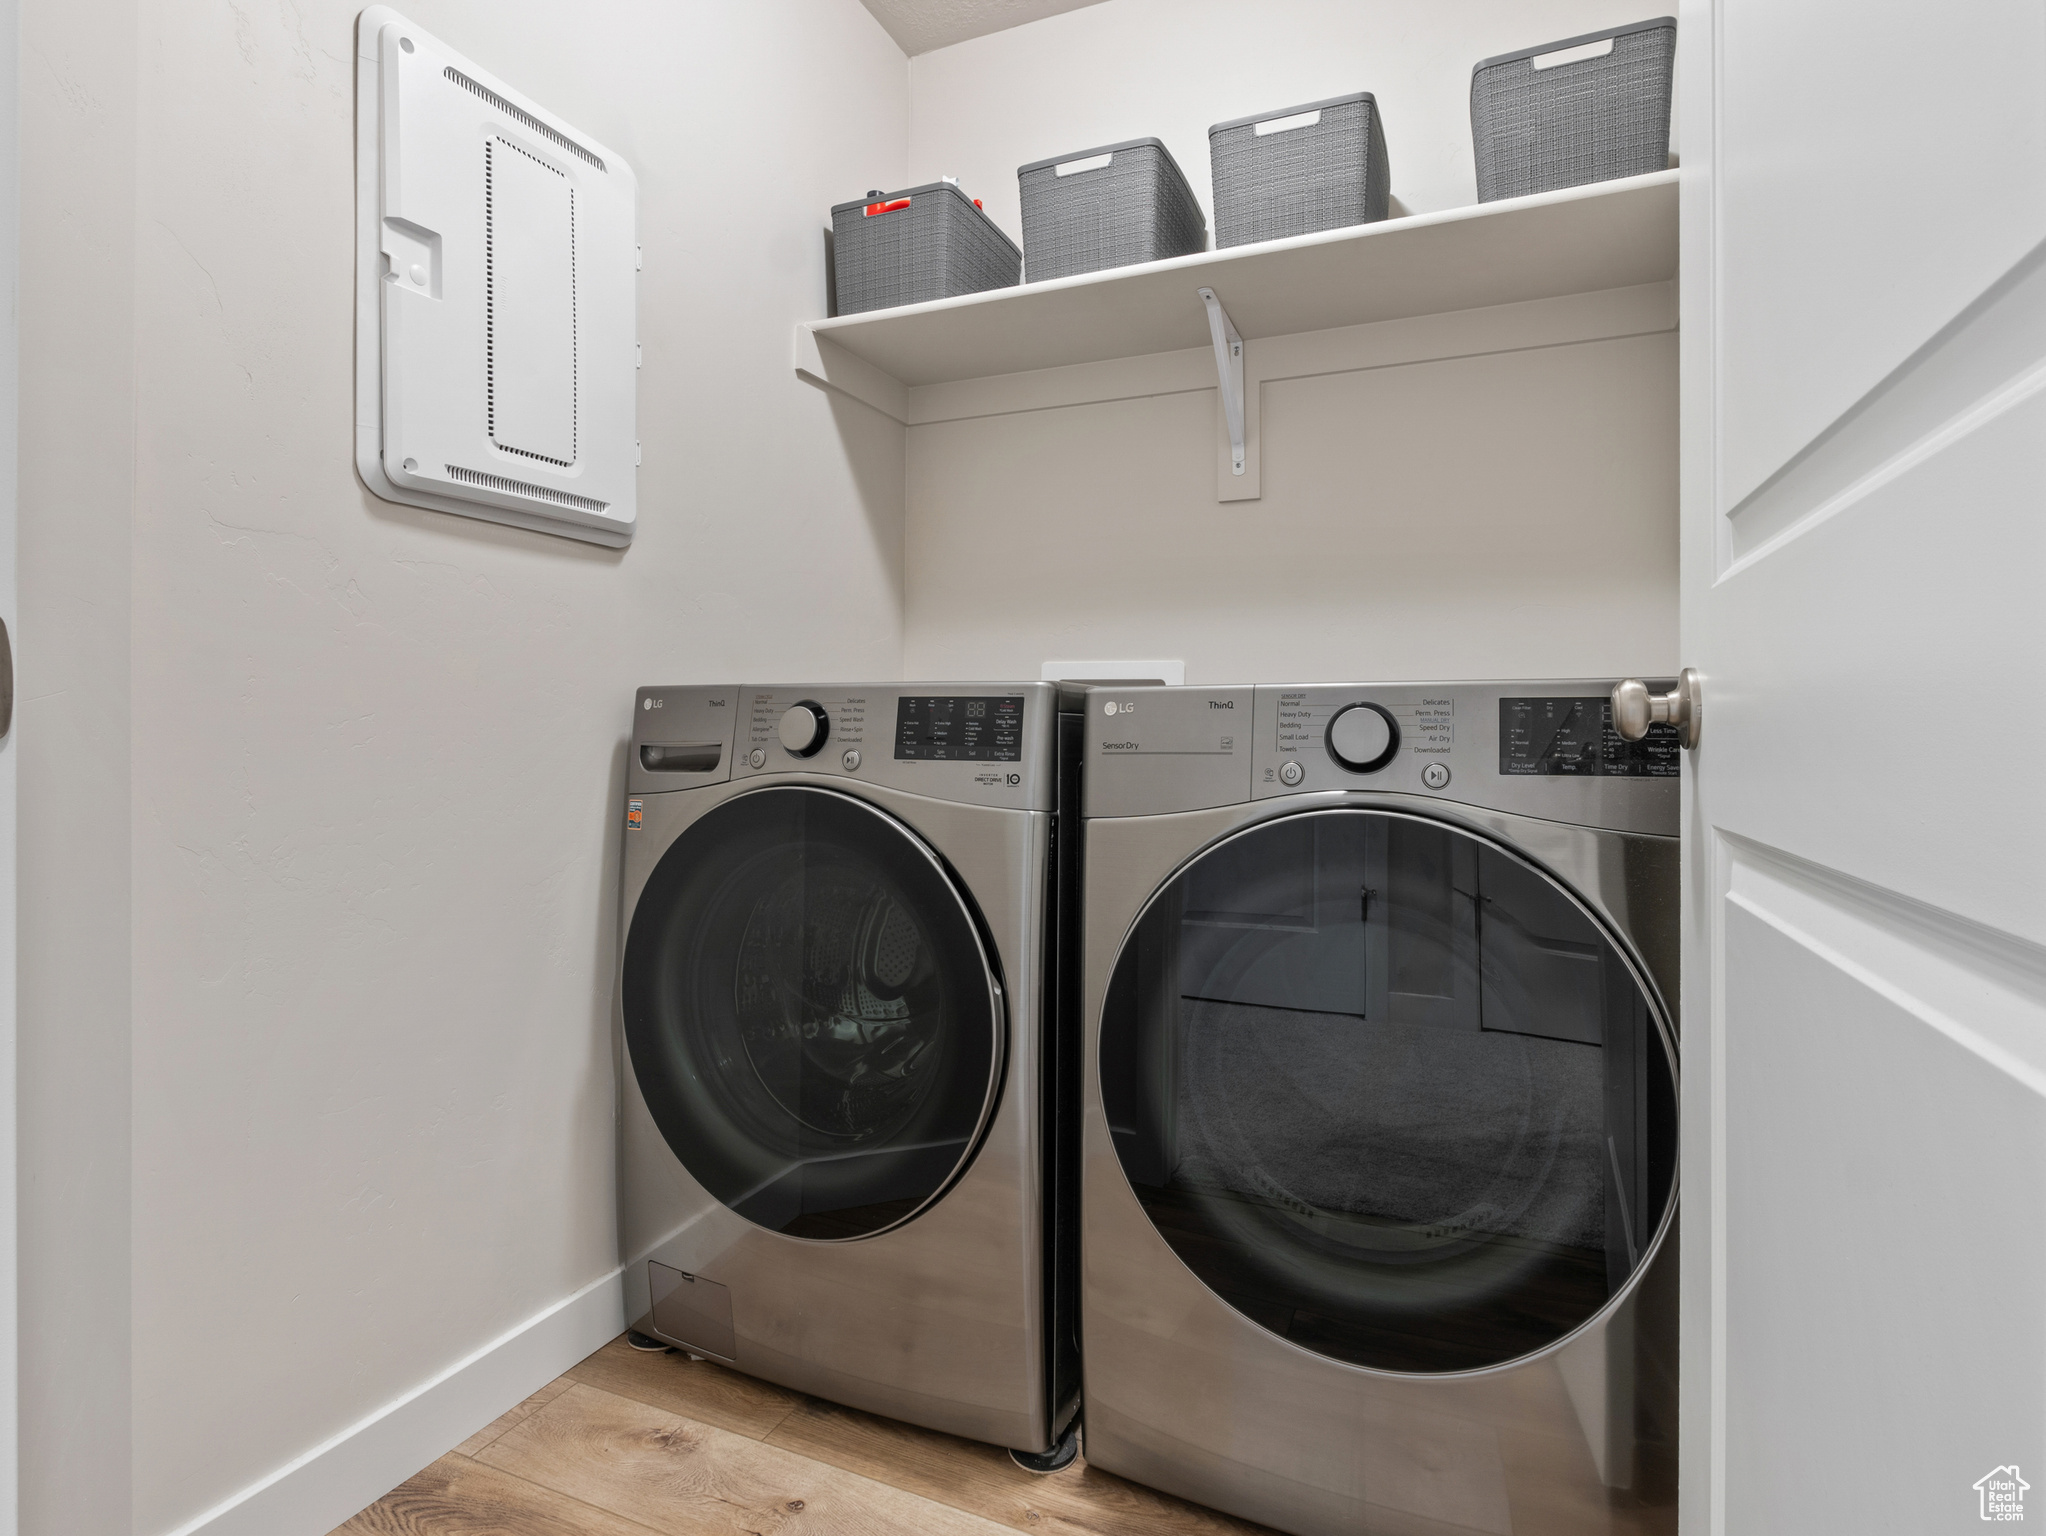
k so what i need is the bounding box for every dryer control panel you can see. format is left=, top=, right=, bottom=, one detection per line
left=1085, top=681, right=1679, bottom=836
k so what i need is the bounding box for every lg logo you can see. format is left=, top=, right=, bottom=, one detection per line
left=1103, top=700, right=1137, bottom=716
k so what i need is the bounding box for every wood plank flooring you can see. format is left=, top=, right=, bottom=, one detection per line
left=332, top=1334, right=1279, bottom=1536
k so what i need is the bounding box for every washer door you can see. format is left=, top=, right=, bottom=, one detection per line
left=1099, top=808, right=1676, bottom=1373
left=623, top=786, right=1004, bottom=1241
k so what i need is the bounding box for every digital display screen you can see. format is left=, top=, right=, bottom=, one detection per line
left=1499, top=696, right=1680, bottom=777
left=894, top=695, right=1025, bottom=762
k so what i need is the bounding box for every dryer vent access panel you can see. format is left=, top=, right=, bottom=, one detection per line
left=354, top=7, right=639, bottom=546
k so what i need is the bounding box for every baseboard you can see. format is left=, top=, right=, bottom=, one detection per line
left=160, top=1267, right=627, bottom=1536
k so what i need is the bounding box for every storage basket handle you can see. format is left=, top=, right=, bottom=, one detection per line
left=1531, top=36, right=1615, bottom=70
left=1254, top=108, right=1321, bottom=137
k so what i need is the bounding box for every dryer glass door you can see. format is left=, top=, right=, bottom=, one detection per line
left=623, top=786, right=1004, bottom=1240
left=1100, top=807, right=1676, bottom=1373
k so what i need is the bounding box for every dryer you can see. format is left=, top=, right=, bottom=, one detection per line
left=1080, top=682, right=1680, bottom=1534
left=618, top=682, right=1082, bottom=1463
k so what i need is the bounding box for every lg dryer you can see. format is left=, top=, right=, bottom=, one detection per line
left=617, top=683, right=1082, bottom=1463
left=1081, top=682, right=1680, bottom=1534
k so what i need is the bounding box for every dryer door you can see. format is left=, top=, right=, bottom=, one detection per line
left=623, top=786, right=1005, bottom=1241
left=1100, top=807, right=1676, bottom=1373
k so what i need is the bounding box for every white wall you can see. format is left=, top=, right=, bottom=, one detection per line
left=19, top=0, right=136, bottom=1531
left=23, top=1, right=909, bottom=1532
left=905, top=317, right=1679, bottom=684
left=899, top=0, right=1680, bottom=685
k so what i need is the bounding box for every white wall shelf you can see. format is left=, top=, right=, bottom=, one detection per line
left=796, top=169, right=1674, bottom=405
left=795, top=169, right=1675, bottom=502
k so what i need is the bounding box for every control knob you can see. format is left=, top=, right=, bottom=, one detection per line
left=778, top=701, right=830, bottom=758
left=1326, top=703, right=1398, bottom=774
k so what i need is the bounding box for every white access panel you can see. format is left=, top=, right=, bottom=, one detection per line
left=354, top=7, right=638, bottom=546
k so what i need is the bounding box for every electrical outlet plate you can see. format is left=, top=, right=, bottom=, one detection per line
left=354, top=6, right=639, bottom=546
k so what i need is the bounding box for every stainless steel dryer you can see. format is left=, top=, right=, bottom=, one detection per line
left=1080, top=682, right=1681, bottom=1535
left=618, top=682, right=1082, bottom=1463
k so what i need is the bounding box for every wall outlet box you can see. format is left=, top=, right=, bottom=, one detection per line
left=354, top=6, right=639, bottom=546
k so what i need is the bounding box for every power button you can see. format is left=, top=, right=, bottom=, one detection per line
left=1278, top=759, right=1305, bottom=787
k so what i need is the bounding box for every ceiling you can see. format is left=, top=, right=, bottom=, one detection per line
left=859, top=0, right=1115, bottom=56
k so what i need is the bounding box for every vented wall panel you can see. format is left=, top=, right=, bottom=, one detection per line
left=354, top=7, right=638, bottom=546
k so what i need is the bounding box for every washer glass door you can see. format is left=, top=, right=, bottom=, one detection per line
left=624, top=786, right=1004, bottom=1240
left=1099, top=808, right=1676, bottom=1373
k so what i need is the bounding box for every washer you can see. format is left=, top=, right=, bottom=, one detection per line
left=619, top=682, right=1082, bottom=1461
left=1080, top=682, right=1680, bottom=1534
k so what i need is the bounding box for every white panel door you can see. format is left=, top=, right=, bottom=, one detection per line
left=1680, top=1, right=2046, bottom=1532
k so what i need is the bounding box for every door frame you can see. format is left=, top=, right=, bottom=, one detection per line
left=0, top=0, right=20, bottom=1521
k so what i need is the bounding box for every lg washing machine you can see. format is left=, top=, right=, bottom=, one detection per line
left=618, top=682, right=1082, bottom=1463
left=1080, top=682, right=1681, bottom=1534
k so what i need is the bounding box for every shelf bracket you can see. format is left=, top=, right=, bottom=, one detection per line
left=1198, top=287, right=1245, bottom=476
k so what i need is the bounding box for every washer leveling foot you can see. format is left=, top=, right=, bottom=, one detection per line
left=1009, top=1417, right=1080, bottom=1474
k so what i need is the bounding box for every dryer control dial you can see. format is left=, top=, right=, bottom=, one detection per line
left=1326, top=703, right=1398, bottom=774
left=778, top=702, right=830, bottom=758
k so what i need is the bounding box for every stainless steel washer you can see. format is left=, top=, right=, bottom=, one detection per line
left=1080, top=681, right=1681, bottom=1534
left=617, top=682, right=1081, bottom=1458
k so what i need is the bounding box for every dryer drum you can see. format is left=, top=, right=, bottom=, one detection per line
left=1099, top=806, right=1676, bottom=1374
left=624, top=787, right=1004, bottom=1241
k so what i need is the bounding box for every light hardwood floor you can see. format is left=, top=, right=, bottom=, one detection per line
left=332, top=1333, right=1279, bottom=1535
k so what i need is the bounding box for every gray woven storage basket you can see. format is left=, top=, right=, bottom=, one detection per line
left=1471, top=17, right=1675, bottom=203
left=1016, top=138, right=1206, bottom=282
left=1209, top=93, right=1390, bottom=249
left=830, top=180, right=1021, bottom=316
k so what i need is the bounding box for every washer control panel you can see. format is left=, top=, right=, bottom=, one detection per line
left=757, top=683, right=1054, bottom=809
left=630, top=683, right=1056, bottom=809
left=778, top=701, right=830, bottom=758
left=892, top=694, right=1026, bottom=762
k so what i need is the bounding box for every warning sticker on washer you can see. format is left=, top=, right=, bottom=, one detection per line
left=626, top=798, right=644, bottom=831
